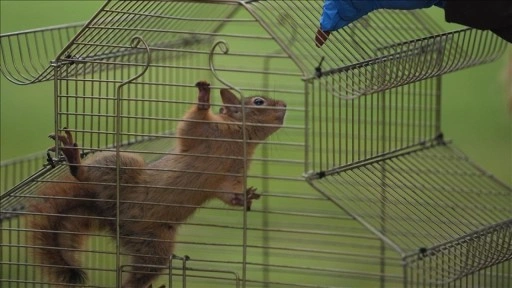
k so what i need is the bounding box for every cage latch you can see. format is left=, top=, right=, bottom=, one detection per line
left=63, top=53, right=84, bottom=66
left=418, top=247, right=428, bottom=258
left=46, top=151, right=56, bottom=168
left=314, top=56, right=325, bottom=78
left=434, top=132, right=446, bottom=145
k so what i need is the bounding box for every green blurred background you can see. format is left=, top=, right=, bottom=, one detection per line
left=1, top=0, right=510, bottom=185
left=0, top=1, right=510, bottom=287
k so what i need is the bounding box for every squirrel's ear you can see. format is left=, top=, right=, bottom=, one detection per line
left=220, top=89, right=241, bottom=115
left=220, top=89, right=241, bottom=105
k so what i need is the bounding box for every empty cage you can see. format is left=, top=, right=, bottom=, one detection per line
left=1, top=1, right=511, bottom=287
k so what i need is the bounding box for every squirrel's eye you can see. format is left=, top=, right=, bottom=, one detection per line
left=253, top=97, right=265, bottom=106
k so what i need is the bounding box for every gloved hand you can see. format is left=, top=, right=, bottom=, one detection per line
left=315, top=0, right=445, bottom=47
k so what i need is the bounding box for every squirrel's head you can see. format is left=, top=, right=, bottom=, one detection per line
left=219, top=88, right=287, bottom=140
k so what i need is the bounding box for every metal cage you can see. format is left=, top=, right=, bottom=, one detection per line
left=1, top=1, right=511, bottom=287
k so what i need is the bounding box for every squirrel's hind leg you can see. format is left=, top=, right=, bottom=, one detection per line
left=121, top=227, right=175, bottom=288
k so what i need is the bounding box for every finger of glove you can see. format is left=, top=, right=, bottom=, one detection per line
left=320, top=0, right=376, bottom=31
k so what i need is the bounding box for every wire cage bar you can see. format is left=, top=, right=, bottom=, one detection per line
left=0, top=22, right=86, bottom=85
left=1, top=151, right=48, bottom=194
left=1, top=0, right=511, bottom=287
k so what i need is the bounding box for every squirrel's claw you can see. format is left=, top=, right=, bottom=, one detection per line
left=228, top=186, right=261, bottom=211
left=48, top=128, right=82, bottom=174
left=246, top=186, right=261, bottom=211
left=246, top=186, right=261, bottom=200
left=48, top=127, right=75, bottom=148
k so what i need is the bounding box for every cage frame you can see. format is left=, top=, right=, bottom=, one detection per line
left=1, top=0, right=511, bottom=287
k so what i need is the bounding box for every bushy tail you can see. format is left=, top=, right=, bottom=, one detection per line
left=27, top=177, right=96, bottom=286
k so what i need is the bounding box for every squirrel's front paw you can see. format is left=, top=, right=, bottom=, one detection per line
left=195, top=81, right=210, bottom=110
left=246, top=186, right=261, bottom=201
left=230, top=186, right=261, bottom=211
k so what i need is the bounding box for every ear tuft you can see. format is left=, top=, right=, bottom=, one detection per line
left=219, top=89, right=242, bottom=116
left=220, top=89, right=241, bottom=105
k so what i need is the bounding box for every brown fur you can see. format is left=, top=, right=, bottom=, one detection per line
left=27, top=81, right=286, bottom=288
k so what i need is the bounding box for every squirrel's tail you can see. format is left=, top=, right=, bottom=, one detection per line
left=27, top=177, right=97, bottom=285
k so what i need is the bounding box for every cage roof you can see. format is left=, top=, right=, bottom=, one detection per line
left=1, top=0, right=507, bottom=96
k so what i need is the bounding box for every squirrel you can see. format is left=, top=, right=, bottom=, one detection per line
left=27, top=81, right=287, bottom=288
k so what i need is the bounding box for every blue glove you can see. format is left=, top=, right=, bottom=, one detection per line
left=320, top=0, right=444, bottom=32
left=315, top=0, right=444, bottom=46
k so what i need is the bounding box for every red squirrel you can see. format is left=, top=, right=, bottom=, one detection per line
left=27, top=81, right=287, bottom=288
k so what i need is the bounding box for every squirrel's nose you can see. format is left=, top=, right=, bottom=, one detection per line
left=277, top=101, right=287, bottom=108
